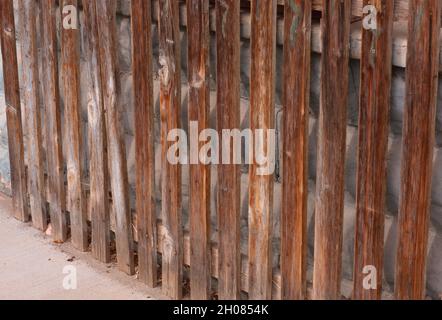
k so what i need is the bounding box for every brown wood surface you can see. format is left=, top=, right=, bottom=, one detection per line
left=131, top=0, right=158, bottom=288
left=248, top=0, right=276, bottom=300
left=7, top=0, right=441, bottom=302
left=249, top=0, right=424, bottom=21
left=83, top=0, right=111, bottom=263
left=281, top=0, right=311, bottom=301
left=159, top=1, right=442, bottom=72
left=312, top=0, right=351, bottom=300
left=313, top=0, right=428, bottom=21
left=216, top=0, right=241, bottom=300
left=187, top=0, right=211, bottom=300
left=158, top=0, right=183, bottom=299
left=61, top=0, right=88, bottom=251
left=95, top=0, right=135, bottom=275
left=18, top=0, right=48, bottom=232
left=41, top=0, right=67, bottom=243
left=0, top=0, right=29, bottom=222
left=353, top=0, right=393, bottom=300
left=395, top=0, right=441, bottom=300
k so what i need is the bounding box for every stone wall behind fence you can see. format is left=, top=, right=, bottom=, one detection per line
left=0, top=0, right=440, bottom=298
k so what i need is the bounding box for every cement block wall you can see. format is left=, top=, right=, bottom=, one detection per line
left=0, top=1, right=440, bottom=298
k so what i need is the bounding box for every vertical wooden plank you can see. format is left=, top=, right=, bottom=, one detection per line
left=248, top=0, right=276, bottom=300
left=95, top=0, right=135, bottom=275
left=18, top=0, right=47, bottom=231
left=281, top=0, right=311, bottom=300
left=158, top=0, right=182, bottom=299
left=41, top=0, right=67, bottom=243
left=187, top=0, right=211, bottom=300
left=216, top=0, right=241, bottom=300
left=353, top=0, right=393, bottom=300
left=83, top=0, right=110, bottom=263
left=61, top=0, right=88, bottom=251
left=312, top=0, right=351, bottom=300
left=131, top=0, right=158, bottom=287
left=395, top=0, right=441, bottom=300
left=0, top=0, right=29, bottom=222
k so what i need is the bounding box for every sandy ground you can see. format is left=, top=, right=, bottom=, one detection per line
left=0, top=194, right=166, bottom=300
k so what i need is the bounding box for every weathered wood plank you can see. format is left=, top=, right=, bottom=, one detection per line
left=248, top=0, right=276, bottom=300
left=215, top=0, right=241, bottom=300
left=83, top=0, right=111, bottom=263
left=18, top=0, right=47, bottom=231
left=247, top=0, right=420, bottom=22
left=161, top=218, right=368, bottom=299
left=312, top=0, right=351, bottom=300
left=168, top=2, right=442, bottom=73
left=281, top=0, right=311, bottom=301
left=395, top=0, right=441, bottom=300
left=353, top=0, right=393, bottom=300
left=0, top=0, right=29, bottom=222
left=95, top=0, right=134, bottom=275
left=312, top=0, right=420, bottom=22
left=131, top=0, right=158, bottom=287
left=41, top=0, right=67, bottom=243
left=187, top=0, right=211, bottom=300
left=158, top=0, right=183, bottom=299
left=61, top=0, right=88, bottom=251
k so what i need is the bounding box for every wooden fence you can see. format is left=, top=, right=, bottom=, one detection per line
left=0, top=0, right=440, bottom=300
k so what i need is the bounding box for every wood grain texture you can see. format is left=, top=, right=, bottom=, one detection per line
left=353, top=0, right=393, bottom=300
left=187, top=0, right=211, bottom=300
left=248, top=0, right=276, bottom=300
left=312, top=0, right=351, bottom=300
left=395, top=0, right=441, bottom=300
left=18, top=0, right=48, bottom=232
left=281, top=0, right=311, bottom=301
left=95, top=0, right=135, bottom=275
left=131, top=0, right=158, bottom=288
left=83, top=0, right=111, bottom=263
left=158, top=0, right=183, bottom=299
left=216, top=0, right=241, bottom=300
left=159, top=2, right=442, bottom=72
left=0, top=0, right=29, bottom=222
left=41, top=0, right=67, bottom=243
left=249, top=0, right=427, bottom=21
left=61, top=0, right=88, bottom=251
left=312, top=0, right=436, bottom=21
